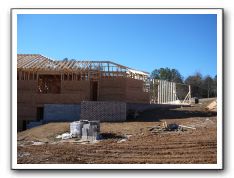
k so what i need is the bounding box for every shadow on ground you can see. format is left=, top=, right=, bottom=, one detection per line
left=100, top=133, right=126, bottom=140
left=127, top=108, right=217, bottom=122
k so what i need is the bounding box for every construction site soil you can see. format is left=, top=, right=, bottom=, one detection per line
left=17, top=99, right=217, bottom=164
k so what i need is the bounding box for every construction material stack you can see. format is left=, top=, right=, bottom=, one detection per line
left=70, top=120, right=100, bottom=141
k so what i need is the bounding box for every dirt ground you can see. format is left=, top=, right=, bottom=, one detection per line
left=17, top=99, right=217, bottom=164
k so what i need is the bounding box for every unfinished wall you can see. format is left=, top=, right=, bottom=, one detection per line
left=98, top=78, right=150, bottom=103
left=35, top=81, right=90, bottom=104
left=35, top=93, right=88, bottom=104
left=17, top=80, right=37, bottom=131
left=125, top=78, right=150, bottom=104
left=62, top=80, right=90, bottom=102
left=17, top=79, right=91, bottom=131
left=98, top=78, right=126, bottom=101
left=17, top=80, right=37, bottom=120
left=17, top=77, right=149, bottom=131
left=61, top=80, right=90, bottom=95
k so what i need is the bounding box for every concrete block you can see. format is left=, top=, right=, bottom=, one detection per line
left=81, top=121, right=100, bottom=141
left=80, top=101, right=126, bottom=122
left=44, top=104, right=81, bottom=122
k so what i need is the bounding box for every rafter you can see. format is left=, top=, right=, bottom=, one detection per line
left=17, top=54, right=149, bottom=80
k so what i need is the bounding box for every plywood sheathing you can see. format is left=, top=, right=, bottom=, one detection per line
left=17, top=80, right=37, bottom=91
left=61, top=80, right=90, bottom=94
left=35, top=93, right=89, bottom=104
left=17, top=105, right=37, bottom=119
left=98, top=78, right=150, bottom=103
left=27, top=80, right=90, bottom=105
left=98, top=78, right=126, bottom=101
left=17, top=80, right=90, bottom=123
left=125, top=78, right=150, bottom=103
left=17, top=80, right=37, bottom=120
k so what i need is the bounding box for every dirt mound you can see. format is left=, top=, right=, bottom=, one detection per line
left=18, top=122, right=69, bottom=142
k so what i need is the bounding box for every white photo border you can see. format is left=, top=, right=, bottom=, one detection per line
left=11, top=8, right=223, bottom=170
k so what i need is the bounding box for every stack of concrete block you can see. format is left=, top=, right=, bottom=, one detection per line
left=81, top=121, right=100, bottom=141
left=70, top=120, right=100, bottom=141
left=80, top=101, right=126, bottom=122
left=70, top=120, right=88, bottom=138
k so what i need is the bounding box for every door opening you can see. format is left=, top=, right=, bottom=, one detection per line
left=37, top=107, right=44, bottom=121
left=22, top=120, right=27, bottom=130
left=91, top=81, right=98, bottom=101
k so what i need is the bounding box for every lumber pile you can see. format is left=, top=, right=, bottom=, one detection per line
left=147, top=121, right=196, bottom=134
left=206, top=100, right=217, bottom=111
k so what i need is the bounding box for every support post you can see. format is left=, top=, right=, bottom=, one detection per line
left=173, top=83, right=176, bottom=102
left=162, top=80, right=164, bottom=104
left=165, top=81, right=167, bottom=103
left=189, top=85, right=191, bottom=103
left=159, top=80, right=162, bottom=104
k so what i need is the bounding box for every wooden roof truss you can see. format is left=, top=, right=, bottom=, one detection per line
left=17, top=54, right=149, bottom=80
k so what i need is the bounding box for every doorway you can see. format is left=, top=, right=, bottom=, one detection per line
left=36, top=107, right=44, bottom=121
left=90, top=81, right=98, bottom=101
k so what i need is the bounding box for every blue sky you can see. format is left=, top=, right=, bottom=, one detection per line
left=17, top=14, right=217, bottom=78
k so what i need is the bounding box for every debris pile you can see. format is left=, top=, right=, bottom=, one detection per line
left=61, top=133, right=72, bottom=140
left=148, top=121, right=196, bottom=134
left=117, top=134, right=132, bottom=143
left=18, top=152, right=30, bottom=158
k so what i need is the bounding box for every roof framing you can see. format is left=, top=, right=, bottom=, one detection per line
left=17, top=54, right=149, bottom=79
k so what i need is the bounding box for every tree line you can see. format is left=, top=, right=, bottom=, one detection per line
left=150, top=67, right=217, bottom=98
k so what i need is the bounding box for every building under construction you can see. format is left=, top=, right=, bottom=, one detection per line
left=17, top=54, right=191, bottom=131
